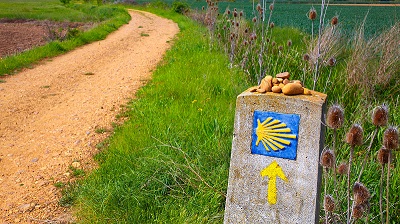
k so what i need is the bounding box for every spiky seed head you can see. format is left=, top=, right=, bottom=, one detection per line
left=244, top=28, right=248, bottom=33
left=239, top=11, right=243, bottom=17
left=287, top=40, right=292, bottom=47
left=202, top=6, right=205, bottom=10
left=233, top=8, right=237, bottom=12
left=327, top=57, right=336, bottom=67
left=227, top=9, right=231, bottom=15
left=320, top=148, right=335, bottom=169
left=236, top=22, right=239, bottom=27
left=278, top=45, right=283, bottom=51
left=377, top=146, right=391, bottom=165
left=352, top=204, right=364, bottom=219
left=337, top=162, right=348, bottom=175
left=231, top=21, right=235, bottom=26
left=331, top=16, right=338, bottom=26
left=353, top=182, right=370, bottom=205
left=308, top=8, right=317, bottom=20
left=272, top=41, right=276, bottom=46
left=326, top=104, right=344, bottom=129
left=266, top=38, right=270, bottom=43
left=346, top=124, right=363, bottom=146
left=233, top=11, right=238, bottom=17
left=383, top=126, right=399, bottom=150
left=372, top=104, right=388, bottom=127
left=256, top=3, right=262, bottom=12
left=270, top=22, right=275, bottom=29
left=243, top=40, right=248, bottom=46
left=252, top=17, right=257, bottom=23
left=303, top=53, right=310, bottom=61
left=324, top=195, right=335, bottom=212
left=269, top=3, right=274, bottom=11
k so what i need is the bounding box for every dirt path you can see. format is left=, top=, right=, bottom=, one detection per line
left=0, top=10, right=179, bottom=223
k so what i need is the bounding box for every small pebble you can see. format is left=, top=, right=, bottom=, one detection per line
left=282, top=83, right=304, bottom=95
left=276, top=72, right=290, bottom=79
left=272, top=86, right=282, bottom=93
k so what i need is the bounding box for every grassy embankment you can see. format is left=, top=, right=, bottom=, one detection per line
left=0, top=0, right=130, bottom=76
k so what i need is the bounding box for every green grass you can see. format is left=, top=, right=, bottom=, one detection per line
left=0, top=1, right=130, bottom=76
left=137, top=0, right=399, bottom=38
left=73, top=7, right=249, bottom=223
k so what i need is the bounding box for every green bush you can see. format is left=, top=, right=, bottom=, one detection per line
left=171, top=0, right=189, bottom=14
left=60, top=0, right=71, bottom=5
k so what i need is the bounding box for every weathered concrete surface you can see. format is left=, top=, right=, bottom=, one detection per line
left=224, top=88, right=327, bottom=224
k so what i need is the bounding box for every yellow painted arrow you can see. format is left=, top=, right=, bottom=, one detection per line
left=260, top=160, right=288, bottom=205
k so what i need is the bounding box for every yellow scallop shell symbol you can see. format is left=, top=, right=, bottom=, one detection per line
left=255, top=117, right=297, bottom=151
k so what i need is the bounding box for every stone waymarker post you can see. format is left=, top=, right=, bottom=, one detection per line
left=224, top=88, right=327, bottom=223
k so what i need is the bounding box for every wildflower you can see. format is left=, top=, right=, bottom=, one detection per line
left=353, top=182, right=370, bottom=205
left=352, top=204, right=364, bottom=219
left=383, top=126, right=399, bottom=150
left=327, top=57, right=336, bottom=67
left=324, top=195, right=335, bottom=212
left=287, top=40, right=292, bottom=47
left=320, top=148, right=335, bottom=169
left=331, top=16, right=338, bottom=26
left=372, top=104, right=388, bottom=127
left=377, top=146, right=391, bottom=165
left=303, top=53, right=310, bottom=61
left=326, top=104, right=344, bottom=129
left=308, top=8, right=317, bottom=20
left=346, top=124, right=363, bottom=146
left=269, top=22, right=275, bottom=29
left=337, top=162, right=348, bottom=175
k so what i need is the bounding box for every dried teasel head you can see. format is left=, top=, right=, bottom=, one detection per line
left=303, top=53, right=310, bottom=61
left=324, top=194, right=335, bottom=212
left=326, top=104, right=344, bottom=129
left=308, top=8, right=317, bottom=20
left=239, top=11, right=243, bottom=17
left=278, top=45, right=283, bottom=51
left=287, top=40, right=292, bottom=47
left=320, top=148, right=335, bottom=169
left=377, top=146, right=391, bottom=165
left=233, top=11, right=238, bottom=17
left=331, top=16, right=338, bottom=26
left=337, top=162, right=348, bottom=175
left=383, top=126, right=399, bottom=150
left=269, top=3, right=274, bottom=11
left=252, top=17, right=257, bottom=23
left=353, top=182, right=370, bottom=205
left=226, top=9, right=231, bottom=15
left=327, top=57, right=336, bottom=67
left=346, top=124, right=363, bottom=147
left=352, top=204, right=365, bottom=219
left=372, top=104, right=388, bottom=127
left=256, top=3, right=262, bottom=12
left=269, top=22, right=275, bottom=29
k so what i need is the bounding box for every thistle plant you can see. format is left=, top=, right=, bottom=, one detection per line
left=345, top=123, right=363, bottom=223
left=382, top=126, right=398, bottom=224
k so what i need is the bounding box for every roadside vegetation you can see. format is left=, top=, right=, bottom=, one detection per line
left=0, top=0, right=130, bottom=76
left=1, top=0, right=399, bottom=223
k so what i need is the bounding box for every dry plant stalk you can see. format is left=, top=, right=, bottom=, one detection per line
left=347, top=22, right=400, bottom=99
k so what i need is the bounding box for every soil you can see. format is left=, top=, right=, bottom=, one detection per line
left=0, top=10, right=179, bottom=223
left=0, top=19, right=93, bottom=59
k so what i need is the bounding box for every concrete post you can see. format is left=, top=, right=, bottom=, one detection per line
left=224, top=88, right=327, bottom=223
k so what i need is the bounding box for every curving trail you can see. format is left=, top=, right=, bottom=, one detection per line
left=0, top=10, right=179, bottom=223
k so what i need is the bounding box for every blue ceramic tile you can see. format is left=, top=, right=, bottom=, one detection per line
left=251, top=111, right=300, bottom=160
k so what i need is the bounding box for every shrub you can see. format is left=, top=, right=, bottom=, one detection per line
left=172, top=0, right=190, bottom=14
